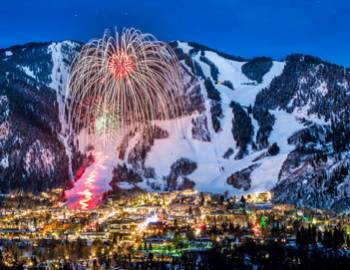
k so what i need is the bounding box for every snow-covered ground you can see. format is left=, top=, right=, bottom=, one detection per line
left=51, top=41, right=310, bottom=201
left=145, top=45, right=296, bottom=195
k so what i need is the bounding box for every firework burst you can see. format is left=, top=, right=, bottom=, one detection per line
left=66, top=28, right=184, bottom=144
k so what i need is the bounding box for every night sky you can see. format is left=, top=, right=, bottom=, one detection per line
left=1, top=0, right=350, bottom=66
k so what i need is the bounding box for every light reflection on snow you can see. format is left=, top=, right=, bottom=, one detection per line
left=65, top=152, right=112, bottom=210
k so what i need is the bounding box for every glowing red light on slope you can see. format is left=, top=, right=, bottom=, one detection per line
left=108, top=50, right=135, bottom=79
left=65, top=152, right=109, bottom=210
left=78, top=189, right=93, bottom=210
left=77, top=171, right=97, bottom=210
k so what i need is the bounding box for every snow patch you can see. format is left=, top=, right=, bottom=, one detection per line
left=21, top=66, right=35, bottom=78
left=315, top=81, right=328, bottom=96
left=118, top=181, right=134, bottom=190
left=177, top=41, right=193, bottom=54
left=0, top=155, right=9, bottom=168
left=25, top=140, right=55, bottom=174
left=249, top=110, right=304, bottom=192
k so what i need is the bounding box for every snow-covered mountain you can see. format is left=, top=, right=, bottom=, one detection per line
left=0, top=40, right=349, bottom=212
left=0, top=41, right=80, bottom=193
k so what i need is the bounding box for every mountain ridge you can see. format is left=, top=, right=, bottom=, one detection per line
left=0, top=39, right=349, bottom=212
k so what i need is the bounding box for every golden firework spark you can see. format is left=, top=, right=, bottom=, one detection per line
left=66, top=28, right=184, bottom=144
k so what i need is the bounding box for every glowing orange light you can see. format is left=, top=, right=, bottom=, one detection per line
left=108, top=50, right=135, bottom=79
left=252, top=223, right=261, bottom=237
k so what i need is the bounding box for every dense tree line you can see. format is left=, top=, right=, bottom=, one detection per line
left=296, top=225, right=349, bottom=249
left=241, top=57, right=273, bottom=83
left=200, top=54, right=219, bottom=83
left=230, top=101, right=253, bottom=159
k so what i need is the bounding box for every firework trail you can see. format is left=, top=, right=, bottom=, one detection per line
left=66, top=27, right=184, bottom=145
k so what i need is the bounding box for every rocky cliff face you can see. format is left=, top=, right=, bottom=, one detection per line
left=1, top=40, right=349, bottom=212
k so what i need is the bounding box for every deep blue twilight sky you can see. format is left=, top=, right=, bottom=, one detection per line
left=1, top=0, right=349, bottom=66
